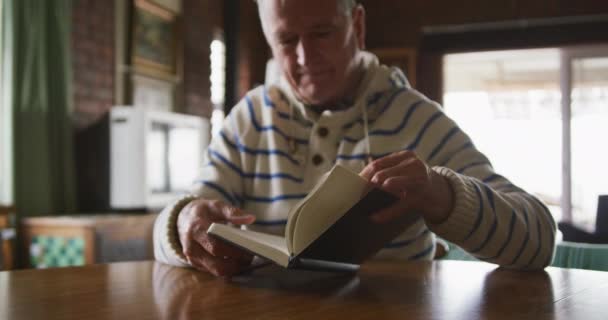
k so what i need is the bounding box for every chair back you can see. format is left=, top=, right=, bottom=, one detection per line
left=596, top=195, right=608, bottom=236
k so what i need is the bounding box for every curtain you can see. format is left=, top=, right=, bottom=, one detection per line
left=3, top=0, right=76, bottom=217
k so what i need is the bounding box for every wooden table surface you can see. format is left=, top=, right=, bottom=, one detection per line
left=1, top=260, right=607, bottom=320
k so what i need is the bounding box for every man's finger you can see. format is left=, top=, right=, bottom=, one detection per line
left=180, top=218, right=206, bottom=258
left=207, top=201, right=256, bottom=225
left=360, top=156, right=401, bottom=180
left=186, top=216, right=253, bottom=261
left=360, top=150, right=416, bottom=180
left=194, top=230, right=254, bottom=261
left=369, top=157, right=420, bottom=186
left=226, top=214, right=256, bottom=225
left=185, top=244, right=245, bottom=277
left=380, top=175, right=428, bottom=198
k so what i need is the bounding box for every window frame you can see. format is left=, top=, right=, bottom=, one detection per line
left=442, top=45, right=608, bottom=224
left=421, top=16, right=608, bottom=224
left=560, top=45, right=608, bottom=221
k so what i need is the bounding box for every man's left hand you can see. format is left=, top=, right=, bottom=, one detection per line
left=360, top=150, right=454, bottom=224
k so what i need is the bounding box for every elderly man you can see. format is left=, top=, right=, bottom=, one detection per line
left=154, top=0, right=556, bottom=276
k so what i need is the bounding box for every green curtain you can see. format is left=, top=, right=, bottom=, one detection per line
left=3, top=0, right=76, bottom=217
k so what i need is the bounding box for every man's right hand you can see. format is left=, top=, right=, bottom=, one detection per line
left=177, top=199, right=256, bottom=277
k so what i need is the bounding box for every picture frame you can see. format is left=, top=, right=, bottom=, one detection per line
left=131, top=0, right=179, bottom=80
left=371, top=48, right=417, bottom=88
left=131, top=74, right=175, bottom=111
left=147, top=0, right=181, bottom=13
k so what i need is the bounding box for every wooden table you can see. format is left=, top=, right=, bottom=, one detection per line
left=1, top=260, right=607, bottom=320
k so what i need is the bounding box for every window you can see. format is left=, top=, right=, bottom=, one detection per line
left=209, top=37, right=226, bottom=138
left=567, top=53, right=608, bottom=228
left=443, top=46, right=608, bottom=229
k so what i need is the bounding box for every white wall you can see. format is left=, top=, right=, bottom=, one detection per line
left=0, top=0, right=13, bottom=205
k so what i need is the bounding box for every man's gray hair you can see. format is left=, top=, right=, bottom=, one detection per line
left=254, top=0, right=357, bottom=16
left=337, top=0, right=357, bottom=14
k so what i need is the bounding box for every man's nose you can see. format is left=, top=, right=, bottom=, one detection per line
left=296, top=38, right=314, bottom=67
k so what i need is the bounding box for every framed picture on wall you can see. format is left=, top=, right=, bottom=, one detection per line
left=131, top=0, right=180, bottom=80
left=131, top=74, right=175, bottom=111
left=371, top=48, right=417, bottom=88
left=147, top=0, right=181, bottom=13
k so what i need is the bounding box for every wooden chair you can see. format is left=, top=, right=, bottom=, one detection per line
left=0, top=205, right=15, bottom=270
left=558, top=195, right=608, bottom=244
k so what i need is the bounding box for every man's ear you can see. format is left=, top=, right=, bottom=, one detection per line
left=352, top=5, right=366, bottom=50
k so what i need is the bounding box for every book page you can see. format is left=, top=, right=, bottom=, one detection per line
left=284, top=169, right=334, bottom=253
left=291, top=165, right=369, bottom=254
left=208, top=223, right=291, bottom=267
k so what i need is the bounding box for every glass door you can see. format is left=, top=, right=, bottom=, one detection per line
left=562, top=47, right=608, bottom=228
left=443, top=45, right=608, bottom=228
left=443, top=49, right=563, bottom=221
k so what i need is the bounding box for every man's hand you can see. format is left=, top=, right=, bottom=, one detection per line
left=177, top=199, right=256, bottom=277
left=360, top=150, right=454, bottom=224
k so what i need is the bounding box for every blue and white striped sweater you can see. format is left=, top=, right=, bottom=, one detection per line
left=154, top=53, right=556, bottom=269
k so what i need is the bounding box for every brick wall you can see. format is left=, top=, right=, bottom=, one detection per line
left=69, top=1, right=608, bottom=124
left=71, top=0, right=224, bottom=124
left=71, top=0, right=224, bottom=211
left=236, top=1, right=269, bottom=101
left=72, top=0, right=115, bottom=211
left=72, top=0, right=115, bottom=129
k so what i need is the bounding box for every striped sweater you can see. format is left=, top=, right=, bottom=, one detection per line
left=154, top=52, right=556, bottom=269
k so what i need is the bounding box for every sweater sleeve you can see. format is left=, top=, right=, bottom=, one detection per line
left=424, top=104, right=556, bottom=270
left=153, top=97, right=254, bottom=267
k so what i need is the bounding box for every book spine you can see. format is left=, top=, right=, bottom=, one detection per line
left=289, top=256, right=360, bottom=273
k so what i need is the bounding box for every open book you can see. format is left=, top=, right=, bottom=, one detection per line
left=208, top=164, right=419, bottom=272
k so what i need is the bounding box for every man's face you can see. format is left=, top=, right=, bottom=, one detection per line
left=260, top=0, right=365, bottom=106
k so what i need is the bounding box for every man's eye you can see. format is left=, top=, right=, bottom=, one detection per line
left=279, top=38, right=297, bottom=46
left=314, top=31, right=331, bottom=38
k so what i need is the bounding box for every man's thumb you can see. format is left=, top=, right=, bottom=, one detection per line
left=225, top=208, right=256, bottom=225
